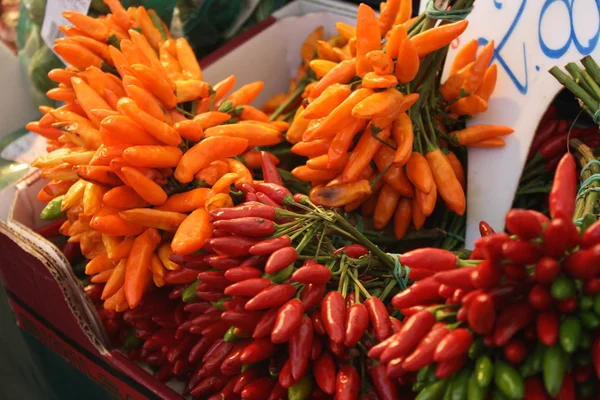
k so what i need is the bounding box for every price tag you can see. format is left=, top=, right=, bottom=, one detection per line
left=436, top=1, right=600, bottom=246
left=40, top=0, right=92, bottom=52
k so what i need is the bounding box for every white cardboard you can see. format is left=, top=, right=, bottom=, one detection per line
left=446, top=1, right=600, bottom=245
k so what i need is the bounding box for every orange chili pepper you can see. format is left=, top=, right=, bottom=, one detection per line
left=291, top=137, right=333, bottom=157
left=196, top=75, right=236, bottom=114
left=103, top=186, right=150, bottom=209
left=416, top=185, right=437, bottom=217
left=391, top=113, right=414, bottom=166
left=43, top=180, right=73, bottom=197
left=175, top=80, right=210, bottom=103
left=193, top=111, right=232, bottom=129
left=172, top=209, right=213, bottom=255
left=373, top=184, right=401, bottom=230
left=452, top=94, right=488, bottom=116
left=48, top=68, right=77, bottom=86
left=27, top=122, right=62, bottom=140
left=356, top=4, right=381, bottom=77
left=310, top=179, right=372, bottom=208
left=85, top=253, right=114, bottom=275
left=361, top=188, right=379, bottom=217
left=316, top=40, right=338, bottom=61
left=108, top=45, right=132, bottom=78
left=304, top=84, right=352, bottom=119
left=90, top=206, right=145, bottom=236
left=450, top=125, right=514, bottom=146
left=385, top=25, right=407, bottom=59
left=117, top=98, right=181, bottom=146
left=101, top=259, right=126, bottom=300
left=412, top=196, right=425, bottom=230
left=120, top=209, right=187, bottom=232
left=90, top=268, right=115, bottom=284
left=46, top=87, right=77, bottom=103
left=395, top=40, right=420, bottom=84
left=156, top=188, right=212, bottom=213
left=160, top=42, right=183, bottom=82
left=450, top=39, right=479, bottom=76
left=378, top=0, right=401, bottom=36
left=474, top=64, right=498, bottom=101
left=89, top=109, right=119, bottom=121
left=292, top=166, right=340, bottom=182
left=309, top=60, right=338, bottom=79
left=211, top=172, right=239, bottom=194
left=410, top=20, right=469, bottom=57
left=150, top=254, right=166, bottom=287
left=362, top=72, right=399, bottom=89
left=70, top=77, right=111, bottom=127
left=131, top=64, right=177, bottom=109
left=175, top=136, right=248, bottom=183
left=55, top=42, right=104, bottom=71
left=394, top=197, right=412, bottom=239
left=242, top=151, right=279, bottom=170
left=104, top=0, right=133, bottom=30
left=307, top=153, right=350, bottom=171
left=124, top=227, right=161, bottom=308
left=445, top=151, right=466, bottom=189
left=224, top=158, right=253, bottom=184
left=373, top=141, right=414, bottom=197
left=205, top=193, right=234, bottom=212
left=426, top=148, right=466, bottom=215
left=121, top=167, right=167, bottom=205
left=327, top=118, right=367, bottom=167
left=100, top=115, right=161, bottom=146
left=123, top=146, right=183, bottom=168
left=136, top=7, right=163, bottom=49
left=108, top=237, right=135, bottom=261
left=129, top=29, right=170, bottom=79
left=176, top=38, right=203, bottom=80
left=223, top=81, right=264, bottom=107
left=204, top=123, right=282, bottom=147
left=306, top=88, right=373, bottom=140
left=406, top=152, right=434, bottom=194
left=62, top=11, right=109, bottom=41
left=125, top=85, right=167, bottom=122
left=310, top=59, right=356, bottom=99
left=335, top=22, right=356, bottom=40
left=395, top=0, right=412, bottom=24
left=82, top=182, right=106, bottom=216
left=342, top=125, right=391, bottom=182
left=239, top=105, right=270, bottom=123
left=173, top=120, right=203, bottom=142
left=195, top=160, right=229, bottom=186
left=439, top=74, right=464, bottom=102
left=75, top=165, right=122, bottom=186
left=469, top=137, right=506, bottom=148
left=366, top=50, right=394, bottom=75
left=60, top=36, right=111, bottom=64
left=353, top=89, right=418, bottom=120
left=462, top=40, right=495, bottom=94
left=157, top=243, right=179, bottom=271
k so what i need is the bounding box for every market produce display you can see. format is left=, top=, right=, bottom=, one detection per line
left=22, top=0, right=600, bottom=399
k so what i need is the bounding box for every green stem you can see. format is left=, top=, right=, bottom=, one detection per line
left=550, top=66, right=599, bottom=115
left=379, top=279, right=397, bottom=301
left=581, top=55, right=600, bottom=85
left=270, top=83, right=307, bottom=121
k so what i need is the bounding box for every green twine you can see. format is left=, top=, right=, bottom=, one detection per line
left=426, top=0, right=473, bottom=21
left=576, top=160, right=600, bottom=200
left=389, top=253, right=410, bottom=290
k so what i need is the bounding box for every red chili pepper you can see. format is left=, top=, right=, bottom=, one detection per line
left=390, top=317, right=402, bottom=333
left=549, top=153, right=576, bottom=220
left=336, top=365, right=360, bottom=400
left=189, top=336, right=212, bottom=362
left=278, top=359, right=295, bottom=388
left=211, top=203, right=276, bottom=220
left=524, top=377, right=552, bottom=400
left=62, top=242, right=81, bottom=263
left=366, top=297, right=392, bottom=342
left=300, top=283, right=326, bottom=310
left=292, top=264, right=332, bottom=284
left=529, top=119, right=558, bottom=158
left=268, top=382, right=287, bottom=400
left=334, top=244, right=369, bottom=258
left=528, top=284, right=552, bottom=310
left=271, top=299, right=304, bottom=344
left=252, top=182, right=291, bottom=204
left=502, top=240, right=542, bottom=265
left=582, top=220, right=600, bottom=248
left=400, top=248, right=457, bottom=271
left=391, top=277, right=442, bottom=309
left=467, top=293, right=495, bottom=335
left=435, top=355, right=467, bottom=379
left=84, top=284, right=103, bottom=301
left=213, top=217, right=276, bottom=237
left=321, top=291, right=346, bottom=344
left=234, top=367, right=263, bottom=393
left=314, top=352, right=337, bottom=395
left=536, top=311, right=559, bottom=346
left=474, top=232, right=510, bottom=261
left=543, top=218, right=580, bottom=259
left=556, top=374, right=575, bottom=400
left=200, top=320, right=230, bottom=338
left=241, top=337, right=279, bottom=364
left=35, top=217, right=68, bottom=238
left=223, top=297, right=247, bottom=311
left=241, top=255, right=267, bottom=268
left=309, top=339, right=322, bottom=361
left=493, top=301, right=533, bottom=346
left=433, top=267, right=475, bottom=291
left=408, top=268, right=435, bottom=281
left=144, top=329, right=177, bottom=350
left=563, top=245, right=600, bottom=280
left=265, top=246, right=298, bottom=275
left=224, top=278, right=272, bottom=297
left=191, top=374, right=229, bottom=397
left=207, top=377, right=237, bottom=400
left=256, top=192, right=282, bottom=207
left=289, top=315, right=313, bottom=381
left=380, top=309, right=436, bottom=363
left=584, top=278, right=600, bottom=294
left=433, top=328, right=472, bottom=362
left=505, top=209, right=543, bottom=239
left=260, top=151, right=283, bottom=186
left=539, top=131, right=570, bottom=160
left=165, top=268, right=199, bottom=285
left=470, top=260, right=501, bottom=289
left=478, top=220, right=495, bottom=237
left=245, top=284, right=296, bottom=311
left=241, top=376, right=275, bottom=400
left=504, top=264, right=528, bottom=281
left=155, top=364, right=174, bottom=382
left=219, top=341, right=248, bottom=375
left=573, top=366, right=593, bottom=383
left=246, top=192, right=258, bottom=201
left=344, top=303, right=369, bottom=346
left=208, top=236, right=259, bottom=257
left=437, top=285, right=455, bottom=299
left=224, top=266, right=263, bottom=282
left=221, top=309, right=264, bottom=332
left=311, top=309, right=326, bottom=336
left=167, top=335, right=196, bottom=363
left=503, top=339, right=527, bottom=364
left=592, top=336, right=600, bottom=379
left=249, top=236, right=292, bottom=256
left=329, top=337, right=349, bottom=360
left=189, top=309, right=222, bottom=329
left=169, top=253, right=209, bottom=270
left=558, top=297, right=578, bottom=313
left=402, top=325, right=450, bottom=371
left=251, top=308, right=278, bottom=339
left=535, top=257, right=561, bottom=285
left=371, top=363, right=399, bottom=400
left=196, top=271, right=230, bottom=289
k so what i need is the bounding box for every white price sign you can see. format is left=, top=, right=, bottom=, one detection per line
left=441, top=0, right=600, bottom=245
left=40, top=0, right=92, bottom=52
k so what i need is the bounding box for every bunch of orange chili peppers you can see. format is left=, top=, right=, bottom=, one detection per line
left=286, top=0, right=513, bottom=239
left=28, top=0, right=285, bottom=312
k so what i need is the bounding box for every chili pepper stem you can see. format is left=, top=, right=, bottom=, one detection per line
left=270, top=81, right=309, bottom=121
left=349, top=270, right=372, bottom=299
left=378, top=279, right=397, bottom=301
